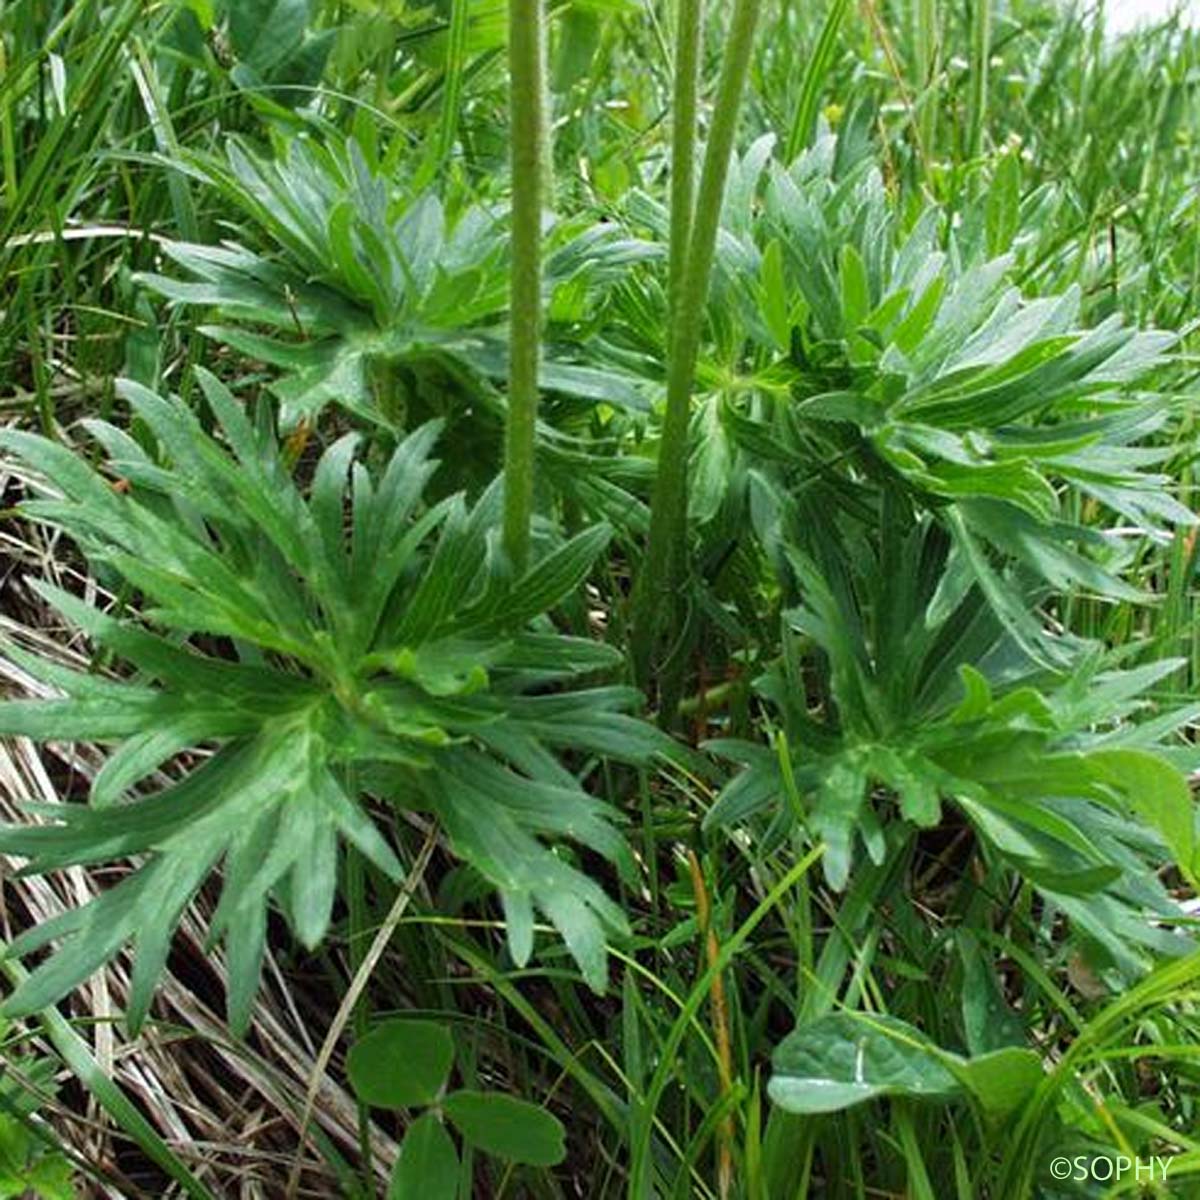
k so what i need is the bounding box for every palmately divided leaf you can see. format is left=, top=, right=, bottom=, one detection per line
left=137, top=135, right=655, bottom=431
left=0, top=391, right=652, bottom=1029
left=690, top=130, right=1193, bottom=645
left=707, top=517, right=1195, bottom=965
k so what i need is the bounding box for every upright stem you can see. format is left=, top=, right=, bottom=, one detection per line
left=668, top=0, right=704, bottom=317
left=630, top=0, right=762, bottom=685
left=504, top=0, right=546, bottom=573
left=914, top=0, right=939, bottom=165
left=0, top=34, right=16, bottom=210
left=967, top=0, right=991, bottom=160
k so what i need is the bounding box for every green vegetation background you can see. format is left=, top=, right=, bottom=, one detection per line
left=0, top=1, right=1198, bottom=1197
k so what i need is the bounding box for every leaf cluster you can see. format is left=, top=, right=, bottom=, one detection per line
left=0, top=370, right=661, bottom=1030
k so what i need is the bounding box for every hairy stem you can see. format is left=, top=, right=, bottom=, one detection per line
left=630, top=0, right=762, bottom=687
left=668, top=0, right=704, bottom=316
left=503, top=0, right=546, bottom=573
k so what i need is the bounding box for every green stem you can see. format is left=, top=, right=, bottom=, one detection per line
left=503, top=0, right=546, bottom=573
left=630, top=0, right=762, bottom=685
left=0, top=34, right=16, bottom=209
left=668, top=0, right=704, bottom=317
left=966, top=0, right=991, bottom=161
left=914, top=0, right=939, bottom=166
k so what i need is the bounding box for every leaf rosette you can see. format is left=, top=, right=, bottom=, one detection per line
left=0, top=371, right=660, bottom=1031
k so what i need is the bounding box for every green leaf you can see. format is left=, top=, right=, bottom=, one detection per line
left=947, top=1047, right=1043, bottom=1119
left=442, top=1090, right=566, bottom=1166
left=690, top=396, right=732, bottom=525
left=464, top=524, right=612, bottom=632
left=376, top=639, right=499, bottom=697
left=552, top=8, right=603, bottom=92
left=759, top=239, right=791, bottom=350
left=769, top=1013, right=960, bottom=1114
left=812, top=758, right=869, bottom=890
left=388, top=1113, right=458, bottom=1200
left=23, top=1152, right=76, bottom=1200
left=985, top=151, right=1021, bottom=257
left=839, top=243, right=871, bottom=333
left=0, top=394, right=637, bottom=1026
left=230, top=0, right=308, bottom=72
left=1087, top=749, right=1197, bottom=884
left=958, top=933, right=1025, bottom=1056
left=347, top=1021, right=455, bottom=1109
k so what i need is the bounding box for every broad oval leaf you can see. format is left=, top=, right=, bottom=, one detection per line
left=388, top=1112, right=459, bottom=1200
left=442, top=1089, right=566, bottom=1166
left=347, top=1020, right=454, bottom=1110
left=768, top=1013, right=960, bottom=1114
